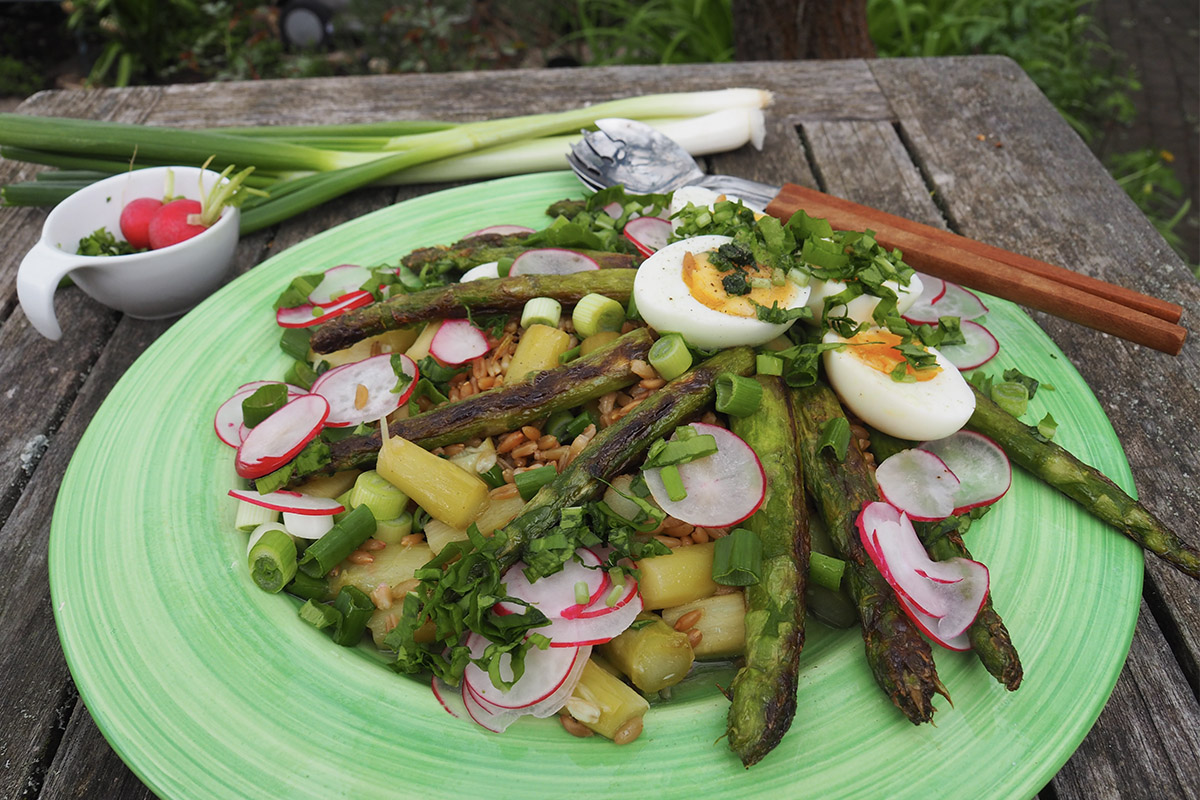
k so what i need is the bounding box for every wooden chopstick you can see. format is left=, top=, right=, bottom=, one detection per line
left=765, top=183, right=1187, bottom=355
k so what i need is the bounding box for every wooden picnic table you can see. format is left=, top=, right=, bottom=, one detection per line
left=0, top=58, right=1196, bottom=799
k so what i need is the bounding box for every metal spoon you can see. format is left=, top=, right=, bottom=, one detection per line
left=567, top=118, right=782, bottom=209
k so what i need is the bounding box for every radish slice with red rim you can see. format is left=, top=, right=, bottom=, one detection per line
left=432, top=675, right=468, bottom=720
left=875, top=448, right=961, bottom=521
left=936, top=319, right=999, bottom=370
left=234, top=394, right=329, bottom=479
left=228, top=488, right=344, bottom=515
left=496, top=549, right=608, bottom=618
left=538, top=578, right=643, bottom=647
left=857, top=501, right=989, bottom=644
left=902, top=278, right=988, bottom=324
left=462, top=682, right=523, bottom=733
left=642, top=422, right=766, bottom=527
left=898, top=272, right=947, bottom=323
left=215, top=383, right=306, bottom=447
left=276, top=290, right=373, bottom=328
left=460, top=261, right=501, bottom=282
left=894, top=592, right=973, bottom=651
left=918, top=431, right=1012, bottom=513
left=623, top=216, right=672, bottom=257
left=308, top=264, right=374, bottom=306
left=309, top=353, right=418, bottom=427
left=462, top=632, right=583, bottom=711
left=429, top=319, right=490, bottom=366
left=509, top=249, right=599, bottom=276
left=464, top=224, right=535, bottom=238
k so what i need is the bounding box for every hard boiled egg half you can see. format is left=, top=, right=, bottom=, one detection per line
left=803, top=272, right=925, bottom=327
left=823, top=327, right=975, bottom=441
left=634, top=234, right=811, bottom=349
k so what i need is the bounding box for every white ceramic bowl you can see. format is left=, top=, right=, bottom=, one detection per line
left=17, top=166, right=240, bottom=340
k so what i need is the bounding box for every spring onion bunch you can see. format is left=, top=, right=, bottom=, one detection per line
left=0, top=89, right=771, bottom=234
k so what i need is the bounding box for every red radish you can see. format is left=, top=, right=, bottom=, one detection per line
left=309, top=353, right=418, bottom=427
left=642, top=422, right=766, bottom=527
left=119, top=197, right=163, bottom=249
left=537, top=577, right=643, bottom=647
left=496, top=549, right=609, bottom=618
left=464, top=224, right=535, bottom=238
left=918, top=431, right=1012, bottom=513
left=228, top=488, right=344, bottom=516
left=461, top=681, right=524, bottom=733
left=894, top=592, right=973, bottom=651
left=857, top=501, right=989, bottom=646
left=902, top=277, right=988, bottom=324
left=509, top=249, right=599, bottom=276
left=623, top=216, right=672, bottom=257
left=432, top=675, right=468, bottom=720
left=899, top=272, right=947, bottom=323
left=936, top=319, right=1000, bottom=370
left=462, top=632, right=586, bottom=711
left=467, top=643, right=591, bottom=722
left=308, top=265, right=374, bottom=306
left=875, top=448, right=961, bottom=521
left=429, top=319, right=490, bottom=365
left=235, top=394, right=329, bottom=479
left=276, top=289, right=374, bottom=328
left=147, top=198, right=207, bottom=250
left=214, top=382, right=306, bottom=447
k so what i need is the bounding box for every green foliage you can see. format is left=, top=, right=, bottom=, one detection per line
left=555, top=0, right=734, bottom=66
left=867, top=0, right=1137, bottom=143
left=1106, top=148, right=1197, bottom=276
left=0, top=57, right=43, bottom=98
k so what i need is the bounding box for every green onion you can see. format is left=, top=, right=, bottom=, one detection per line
left=279, top=327, right=312, bottom=362
left=515, top=464, right=558, bottom=501
left=234, top=502, right=278, bottom=532
left=563, top=410, right=598, bottom=440
left=714, top=373, right=763, bottom=417
left=331, top=586, right=375, bottom=646
left=286, top=572, right=330, bottom=601
left=298, top=599, right=341, bottom=630
left=297, top=504, right=376, bottom=578
left=572, top=293, right=626, bottom=338
left=248, top=528, right=297, bottom=593
left=543, top=409, right=575, bottom=443
left=648, top=333, right=692, bottom=381
left=809, top=551, right=846, bottom=592
left=990, top=381, right=1029, bottom=417
left=479, top=463, right=507, bottom=489
left=241, top=383, right=288, bottom=428
left=349, top=470, right=409, bottom=520
left=658, top=464, right=687, bottom=501
left=712, top=528, right=763, bottom=586
left=756, top=353, right=783, bottom=376
left=817, top=417, right=851, bottom=460
left=521, top=297, right=562, bottom=329
left=284, top=359, right=318, bottom=390
left=557, top=344, right=582, bottom=364
left=574, top=581, right=591, bottom=605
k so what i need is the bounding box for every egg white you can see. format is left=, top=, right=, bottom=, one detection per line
left=822, top=327, right=975, bottom=441
left=668, top=185, right=764, bottom=230
left=804, top=273, right=925, bottom=326
left=634, top=234, right=811, bottom=349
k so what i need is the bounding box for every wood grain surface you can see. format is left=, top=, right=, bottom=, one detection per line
left=0, top=58, right=1196, bottom=800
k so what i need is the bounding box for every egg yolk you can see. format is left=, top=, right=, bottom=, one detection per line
left=846, top=329, right=942, bottom=382
left=681, top=250, right=798, bottom=318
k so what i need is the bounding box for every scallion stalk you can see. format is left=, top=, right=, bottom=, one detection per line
left=712, top=527, right=763, bottom=586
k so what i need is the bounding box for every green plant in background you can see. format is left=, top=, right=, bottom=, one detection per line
left=555, top=0, right=734, bottom=65
left=1106, top=148, right=1198, bottom=277
left=64, top=0, right=205, bottom=86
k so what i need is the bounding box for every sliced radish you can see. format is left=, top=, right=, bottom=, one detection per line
left=857, top=501, right=989, bottom=645
left=462, top=681, right=524, bottom=733
left=234, top=394, right=329, bottom=479
left=429, top=319, right=491, bottom=365
left=309, top=353, right=418, bottom=427
left=509, top=249, right=600, bottom=276
left=642, top=423, right=766, bottom=527
left=464, top=224, right=535, bottom=238
left=432, top=675, right=469, bottom=720
left=497, top=549, right=608, bottom=619
left=228, top=488, right=344, bottom=515
left=462, top=632, right=581, bottom=710
left=282, top=511, right=336, bottom=539
left=902, top=278, right=988, bottom=324
left=935, top=319, right=999, bottom=370
left=918, top=431, right=1012, bottom=513
left=894, top=592, right=973, bottom=651
left=875, top=448, right=961, bottom=521
left=623, top=216, right=672, bottom=257
left=276, top=290, right=373, bottom=329
left=308, top=264, right=374, bottom=306
left=898, top=272, right=947, bottom=323
left=602, top=202, right=624, bottom=219
left=460, top=261, right=501, bottom=282
left=215, top=382, right=306, bottom=447
left=537, top=578, right=643, bottom=647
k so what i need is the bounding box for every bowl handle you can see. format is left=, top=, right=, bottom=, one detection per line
left=17, top=244, right=87, bottom=341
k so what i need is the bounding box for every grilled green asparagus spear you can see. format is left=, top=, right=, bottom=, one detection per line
left=310, top=269, right=636, bottom=353
left=790, top=380, right=946, bottom=724
left=965, top=385, right=1199, bottom=579
left=401, top=234, right=639, bottom=276
left=727, top=375, right=809, bottom=767
left=289, top=328, right=652, bottom=483
left=869, top=429, right=1023, bottom=691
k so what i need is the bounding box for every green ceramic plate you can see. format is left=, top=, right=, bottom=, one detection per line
left=50, top=172, right=1141, bottom=800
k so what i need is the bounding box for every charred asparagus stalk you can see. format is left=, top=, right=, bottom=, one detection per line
left=291, top=328, right=653, bottom=483
left=310, top=269, right=637, bottom=353
left=966, top=385, right=1199, bottom=579
left=726, top=375, right=809, bottom=767
left=867, top=429, right=1023, bottom=691
left=401, top=233, right=639, bottom=276
left=790, top=380, right=946, bottom=724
